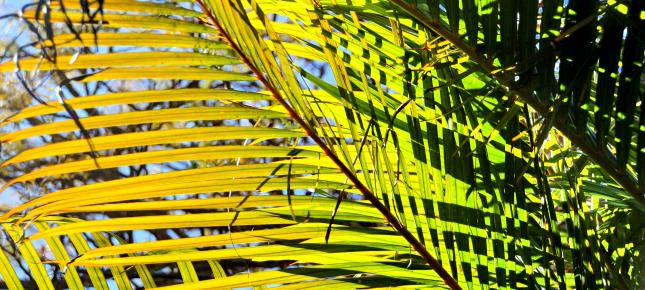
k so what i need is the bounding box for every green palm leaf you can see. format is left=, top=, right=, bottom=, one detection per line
left=0, top=0, right=642, bottom=289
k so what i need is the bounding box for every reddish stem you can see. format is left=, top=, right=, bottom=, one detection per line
left=195, top=1, right=461, bottom=289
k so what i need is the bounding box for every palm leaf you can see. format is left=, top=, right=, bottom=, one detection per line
left=0, top=0, right=642, bottom=289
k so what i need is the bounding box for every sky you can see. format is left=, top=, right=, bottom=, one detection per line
left=0, top=1, right=27, bottom=209
left=0, top=0, right=22, bottom=15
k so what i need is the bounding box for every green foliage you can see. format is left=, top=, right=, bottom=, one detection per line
left=0, top=0, right=643, bottom=289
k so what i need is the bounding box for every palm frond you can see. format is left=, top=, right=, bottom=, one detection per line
left=0, top=0, right=642, bottom=289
